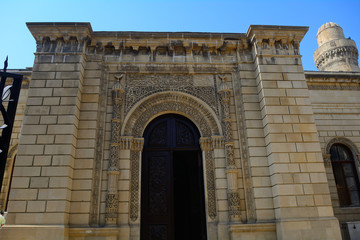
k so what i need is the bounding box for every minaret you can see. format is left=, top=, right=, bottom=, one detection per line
left=314, top=22, right=360, bottom=72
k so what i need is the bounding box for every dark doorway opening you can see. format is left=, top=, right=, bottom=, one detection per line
left=173, top=150, right=207, bottom=240
left=140, top=114, right=207, bottom=240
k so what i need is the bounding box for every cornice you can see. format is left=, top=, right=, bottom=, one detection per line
left=305, top=70, right=360, bottom=90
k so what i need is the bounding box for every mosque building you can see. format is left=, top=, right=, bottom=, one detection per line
left=0, top=22, right=359, bottom=240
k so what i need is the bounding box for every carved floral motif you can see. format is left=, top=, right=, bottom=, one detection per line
left=124, top=92, right=219, bottom=137
left=124, top=74, right=219, bottom=115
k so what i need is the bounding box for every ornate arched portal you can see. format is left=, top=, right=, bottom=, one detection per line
left=106, top=87, right=241, bottom=239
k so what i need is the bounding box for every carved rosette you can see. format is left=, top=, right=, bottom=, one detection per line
left=200, top=137, right=217, bottom=220
left=105, top=75, right=126, bottom=226
left=217, top=74, right=241, bottom=221
left=129, top=138, right=144, bottom=222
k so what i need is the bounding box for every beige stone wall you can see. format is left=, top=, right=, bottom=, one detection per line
left=247, top=25, right=341, bottom=240
left=307, top=71, right=360, bottom=225
left=2, top=22, right=357, bottom=240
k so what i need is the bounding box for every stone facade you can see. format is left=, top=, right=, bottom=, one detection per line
left=0, top=22, right=359, bottom=240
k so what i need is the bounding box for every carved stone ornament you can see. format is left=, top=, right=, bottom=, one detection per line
left=104, top=75, right=126, bottom=226
left=225, top=143, right=235, bottom=166
left=105, top=193, right=119, bottom=225
left=124, top=74, right=219, bottom=116
left=315, top=46, right=359, bottom=70
left=123, top=89, right=221, bottom=222
left=123, top=92, right=220, bottom=137
left=205, top=147, right=217, bottom=220
left=228, top=191, right=241, bottom=221
left=130, top=150, right=141, bottom=222
left=129, top=138, right=144, bottom=222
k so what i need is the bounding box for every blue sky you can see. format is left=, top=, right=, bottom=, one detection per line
left=1, top=0, right=359, bottom=71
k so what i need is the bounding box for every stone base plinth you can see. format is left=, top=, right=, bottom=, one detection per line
left=1, top=225, right=69, bottom=240
left=229, top=223, right=276, bottom=240
left=69, top=227, right=124, bottom=240
left=276, top=217, right=342, bottom=240
left=0, top=225, right=130, bottom=240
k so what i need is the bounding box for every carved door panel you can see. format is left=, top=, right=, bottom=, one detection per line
left=141, top=151, right=173, bottom=240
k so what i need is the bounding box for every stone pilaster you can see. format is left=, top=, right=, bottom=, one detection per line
left=248, top=25, right=342, bottom=240
left=105, top=75, right=125, bottom=225
left=5, top=22, right=92, bottom=237
left=200, top=137, right=217, bottom=220
left=129, top=137, right=144, bottom=240
left=218, top=75, right=241, bottom=222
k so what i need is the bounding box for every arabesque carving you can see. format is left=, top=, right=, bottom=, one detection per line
left=123, top=92, right=220, bottom=137
left=124, top=74, right=219, bottom=116
left=105, top=75, right=126, bottom=225
left=129, top=138, right=144, bottom=222
left=200, top=137, right=217, bottom=220
left=218, top=74, right=241, bottom=221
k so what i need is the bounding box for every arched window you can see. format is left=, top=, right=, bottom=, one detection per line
left=330, top=143, right=360, bottom=207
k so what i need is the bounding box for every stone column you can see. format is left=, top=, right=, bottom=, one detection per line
left=218, top=75, right=241, bottom=222
left=129, top=137, right=144, bottom=240
left=105, top=75, right=125, bottom=225
left=199, top=137, right=219, bottom=240
left=3, top=23, right=92, bottom=239
left=247, top=25, right=342, bottom=240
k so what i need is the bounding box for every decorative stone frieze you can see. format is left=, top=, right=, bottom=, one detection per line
left=305, top=71, right=360, bottom=90
left=124, top=74, right=219, bottom=115
left=86, top=33, right=250, bottom=56
left=247, top=25, right=308, bottom=57
left=315, top=46, right=359, bottom=70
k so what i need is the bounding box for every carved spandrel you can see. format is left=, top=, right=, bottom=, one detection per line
left=124, top=74, right=219, bottom=116
left=130, top=100, right=213, bottom=137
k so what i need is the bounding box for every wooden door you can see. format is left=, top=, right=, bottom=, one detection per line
left=141, top=114, right=207, bottom=240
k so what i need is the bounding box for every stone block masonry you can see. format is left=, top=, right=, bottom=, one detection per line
left=247, top=25, right=342, bottom=240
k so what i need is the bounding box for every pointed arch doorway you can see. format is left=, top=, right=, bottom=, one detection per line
left=140, top=114, right=208, bottom=240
